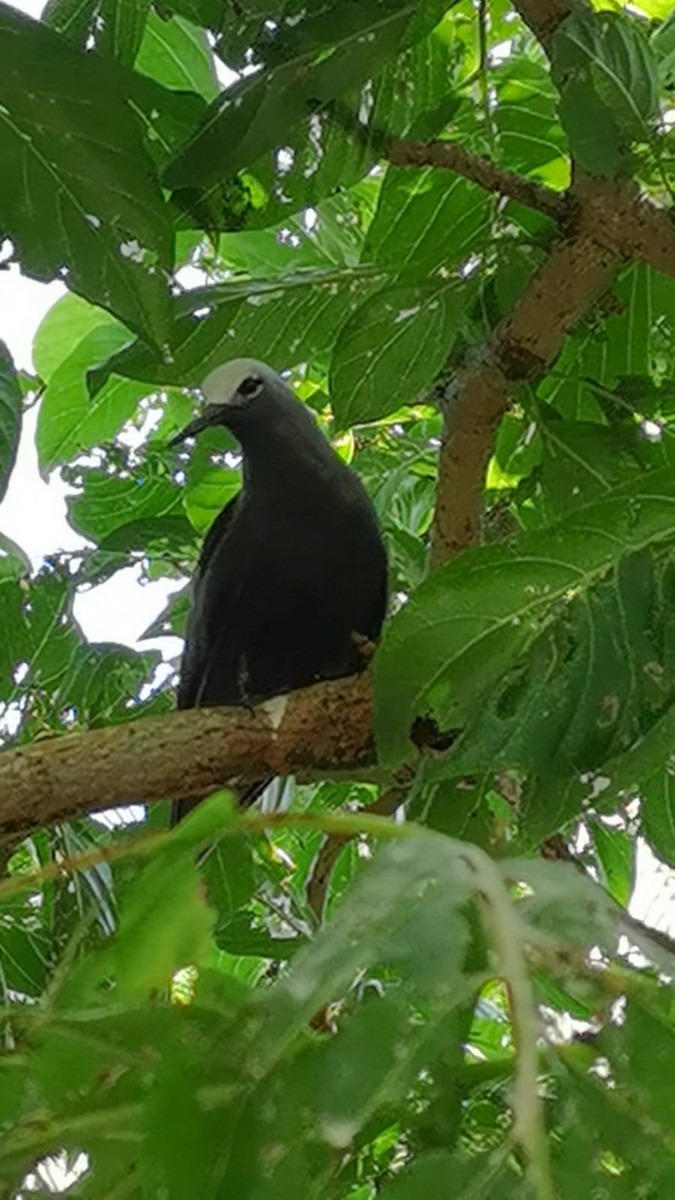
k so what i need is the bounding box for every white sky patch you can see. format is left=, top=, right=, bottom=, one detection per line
left=0, top=264, right=182, bottom=655
left=276, top=146, right=295, bottom=174
left=641, top=418, right=662, bottom=441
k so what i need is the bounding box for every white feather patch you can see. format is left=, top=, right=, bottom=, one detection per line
left=261, top=694, right=289, bottom=732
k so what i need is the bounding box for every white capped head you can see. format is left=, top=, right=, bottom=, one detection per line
left=201, top=358, right=277, bottom=407
left=168, top=358, right=302, bottom=448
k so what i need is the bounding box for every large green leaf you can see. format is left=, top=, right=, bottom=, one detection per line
left=331, top=281, right=463, bottom=427
left=67, top=469, right=183, bottom=542
left=363, top=169, right=491, bottom=277
left=162, top=0, right=445, bottom=188
left=375, top=469, right=675, bottom=767
left=0, top=4, right=172, bottom=345
left=380, top=1151, right=523, bottom=1199
left=552, top=10, right=660, bottom=174
left=42, top=0, right=151, bottom=64
left=494, top=58, right=569, bottom=186
left=88, top=267, right=383, bottom=390
left=230, top=16, right=463, bottom=234
left=0, top=341, right=21, bottom=504
left=33, top=292, right=119, bottom=383
left=417, top=550, right=669, bottom=846
left=37, top=322, right=150, bottom=471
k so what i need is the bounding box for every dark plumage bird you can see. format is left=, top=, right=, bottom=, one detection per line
left=169, top=358, right=388, bottom=824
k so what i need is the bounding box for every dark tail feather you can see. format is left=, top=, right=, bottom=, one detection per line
left=170, top=778, right=273, bottom=828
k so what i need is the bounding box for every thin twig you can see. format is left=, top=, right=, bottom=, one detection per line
left=306, top=770, right=414, bottom=921
left=388, top=139, right=567, bottom=223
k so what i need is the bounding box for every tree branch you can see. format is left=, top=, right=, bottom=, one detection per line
left=577, top=176, right=675, bottom=282
left=388, top=139, right=567, bottom=223
left=512, top=0, right=580, bottom=51
left=0, top=674, right=376, bottom=841
left=431, top=232, right=616, bottom=563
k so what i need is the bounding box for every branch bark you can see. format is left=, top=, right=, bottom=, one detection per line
left=388, top=139, right=567, bottom=223
left=431, top=232, right=616, bottom=563
left=0, top=674, right=375, bottom=841
left=512, top=0, right=580, bottom=50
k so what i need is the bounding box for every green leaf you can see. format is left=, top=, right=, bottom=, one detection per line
left=592, top=819, right=634, bottom=907
left=559, top=78, right=624, bottom=175
left=313, top=994, right=432, bottom=1145
left=380, top=1150, right=519, bottom=1199
left=134, top=10, right=218, bottom=99
left=375, top=469, right=675, bottom=767
left=0, top=5, right=172, bottom=344
left=67, top=468, right=183, bottom=542
left=201, top=835, right=257, bottom=925
left=0, top=891, right=51, bottom=998
left=226, top=19, right=462, bottom=235
left=215, top=910, right=304, bottom=959
left=98, top=0, right=151, bottom=63
left=364, top=170, right=491, bottom=277
left=57, top=641, right=161, bottom=725
left=0, top=533, right=31, bottom=579
left=79, top=514, right=195, bottom=587
left=41, top=0, right=100, bottom=48
left=425, top=551, right=666, bottom=831
left=537, top=409, right=646, bottom=521
left=37, top=322, right=148, bottom=471
left=494, top=58, right=569, bottom=186
left=33, top=292, right=118, bottom=383
left=642, top=766, right=675, bottom=868
left=43, top=0, right=151, bottom=64
left=183, top=465, right=240, bottom=534
left=57, top=797, right=234, bottom=1005
left=218, top=183, right=380, bottom=275
left=552, top=10, right=659, bottom=173
left=653, top=11, right=675, bottom=84
left=0, top=341, right=22, bottom=504
left=112, top=853, right=213, bottom=1002
left=88, top=267, right=383, bottom=390
left=330, top=282, right=463, bottom=427
left=605, top=265, right=655, bottom=379
left=22, top=571, right=80, bottom=696
left=263, top=833, right=473, bottom=1053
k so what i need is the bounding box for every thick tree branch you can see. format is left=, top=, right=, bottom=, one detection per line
left=431, top=233, right=616, bottom=563
left=0, top=674, right=375, bottom=841
left=427, top=175, right=675, bottom=565
left=576, top=176, right=675, bottom=281
left=388, top=142, right=675, bottom=284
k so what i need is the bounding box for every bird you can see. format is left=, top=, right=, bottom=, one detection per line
left=168, top=358, right=388, bottom=824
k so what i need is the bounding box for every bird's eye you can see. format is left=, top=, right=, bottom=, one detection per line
left=238, top=375, right=262, bottom=398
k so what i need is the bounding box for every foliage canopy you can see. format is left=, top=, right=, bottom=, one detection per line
left=1, top=0, right=675, bottom=1195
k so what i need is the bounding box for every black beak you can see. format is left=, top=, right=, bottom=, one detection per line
left=168, top=403, right=224, bottom=448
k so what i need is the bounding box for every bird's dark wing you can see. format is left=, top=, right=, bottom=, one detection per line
left=176, top=493, right=243, bottom=711
left=173, top=491, right=273, bottom=823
